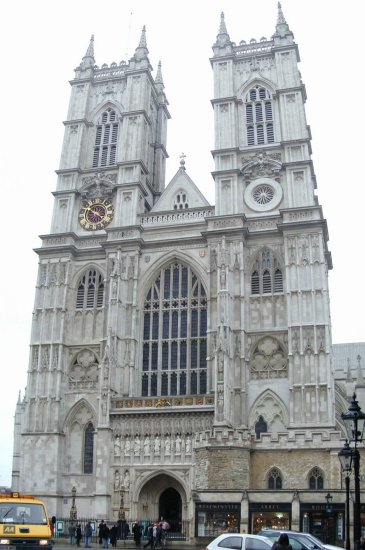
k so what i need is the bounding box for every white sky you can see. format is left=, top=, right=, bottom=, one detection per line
left=1, top=0, right=364, bottom=488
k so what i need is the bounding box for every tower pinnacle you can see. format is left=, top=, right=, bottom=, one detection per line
left=272, top=1, right=294, bottom=44
left=212, top=12, right=232, bottom=55
left=81, top=35, right=95, bottom=69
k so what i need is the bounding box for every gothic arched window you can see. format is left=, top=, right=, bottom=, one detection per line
left=251, top=249, right=283, bottom=295
left=244, top=86, right=275, bottom=146
left=83, top=422, right=94, bottom=474
left=173, top=191, right=189, bottom=210
left=142, top=262, right=207, bottom=396
left=93, top=109, right=119, bottom=167
left=308, top=467, right=324, bottom=490
left=255, top=416, right=268, bottom=439
left=268, top=467, right=282, bottom=489
left=76, top=269, right=104, bottom=311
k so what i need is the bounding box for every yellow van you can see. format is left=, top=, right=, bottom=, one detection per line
left=0, top=492, right=53, bottom=550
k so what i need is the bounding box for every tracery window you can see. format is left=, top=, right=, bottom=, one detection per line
left=308, top=467, right=324, bottom=490
left=268, top=467, right=282, bottom=489
left=255, top=415, right=268, bottom=439
left=92, top=109, right=119, bottom=167
left=142, top=262, right=207, bottom=396
left=76, top=269, right=104, bottom=310
left=173, top=191, right=189, bottom=210
left=251, top=249, right=283, bottom=295
left=83, top=422, right=94, bottom=474
left=245, top=86, right=275, bottom=146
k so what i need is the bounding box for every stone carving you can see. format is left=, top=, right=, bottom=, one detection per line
left=241, top=151, right=282, bottom=180
left=114, top=435, right=121, bottom=457
left=154, top=435, right=161, bottom=454
left=175, top=434, right=182, bottom=454
left=144, top=435, right=150, bottom=456
left=123, top=470, right=130, bottom=490
left=250, top=336, right=287, bottom=379
left=80, top=171, right=116, bottom=198
left=134, top=435, right=141, bottom=455
left=114, top=470, right=120, bottom=491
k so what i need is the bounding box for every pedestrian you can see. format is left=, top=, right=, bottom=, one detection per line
left=271, top=533, right=293, bottom=550
left=98, top=521, right=105, bottom=545
left=143, top=524, right=154, bottom=549
left=102, top=524, right=110, bottom=548
left=153, top=523, right=165, bottom=550
left=84, top=521, right=93, bottom=548
left=69, top=522, right=76, bottom=545
left=76, top=524, right=82, bottom=547
left=122, top=521, right=130, bottom=543
left=110, top=525, right=117, bottom=548
left=132, top=521, right=142, bottom=546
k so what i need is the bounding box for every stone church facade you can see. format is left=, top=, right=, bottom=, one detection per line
left=12, top=4, right=365, bottom=543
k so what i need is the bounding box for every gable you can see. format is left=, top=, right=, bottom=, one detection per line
left=151, top=167, right=211, bottom=212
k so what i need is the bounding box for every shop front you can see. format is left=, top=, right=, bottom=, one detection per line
left=250, top=503, right=292, bottom=534
left=300, top=503, right=344, bottom=546
left=195, top=502, right=241, bottom=537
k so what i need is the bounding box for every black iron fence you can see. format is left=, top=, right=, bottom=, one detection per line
left=54, top=518, right=189, bottom=542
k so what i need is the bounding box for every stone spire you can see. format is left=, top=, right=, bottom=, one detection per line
left=81, top=35, right=95, bottom=69
left=155, top=60, right=168, bottom=106
left=277, top=2, right=287, bottom=26
left=219, top=11, right=228, bottom=35
left=129, top=25, right=152, bottom=70
left=356, top=355, right=365, bottom=387
left=155, top=61, right=164, bottom=90
left=134, top=25, right=149, bottom=61
left=272, top=2, right=294, bottom=44
left=212, top=12, right=233, bottom=55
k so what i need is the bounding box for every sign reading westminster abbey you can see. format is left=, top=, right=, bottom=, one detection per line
left=12, top=3, right=365, bottom=543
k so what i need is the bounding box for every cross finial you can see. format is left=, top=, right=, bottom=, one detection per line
left=180, top=153, right=186, bottom=169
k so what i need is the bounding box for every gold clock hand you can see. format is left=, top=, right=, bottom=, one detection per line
left=86, top=207, right=103, bottom=219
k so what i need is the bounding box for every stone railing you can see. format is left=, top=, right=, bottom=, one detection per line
left=112, top=395, right=214, bottom=409
left=140, top=208, right=214, bottom=225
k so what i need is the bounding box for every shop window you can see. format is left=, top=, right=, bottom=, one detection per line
left=195, top=503, right=240, bottom=537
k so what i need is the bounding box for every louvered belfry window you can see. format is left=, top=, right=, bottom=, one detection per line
left=251, top=249, right=283, bottom=295
left=76, top=269, right=104, bottom=310
left=93, top=109, right=119, bottom=167
left=141, top=262, right=207, bottom=397
left=245, top=86, right=274, bottom=146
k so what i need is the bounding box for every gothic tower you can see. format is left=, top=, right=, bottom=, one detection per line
left=13, top=6, right=347, bottom=541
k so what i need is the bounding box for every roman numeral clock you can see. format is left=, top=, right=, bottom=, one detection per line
left=78, top=197, right=114, bottom=231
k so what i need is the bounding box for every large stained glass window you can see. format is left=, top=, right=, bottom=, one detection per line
left=142, top=262, right=207, bottom=396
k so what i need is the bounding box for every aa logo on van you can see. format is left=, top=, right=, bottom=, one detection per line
left=4, top=525, right=16, bottom=534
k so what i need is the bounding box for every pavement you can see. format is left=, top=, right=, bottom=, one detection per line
left=52, top=542, right=205, bottom=550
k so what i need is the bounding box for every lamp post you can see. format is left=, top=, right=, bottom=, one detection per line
left=341, top=393, right=365, bottom=550
left=325, top=492, right=333, bottom=510
left=339, top=440, right=353, bottom=550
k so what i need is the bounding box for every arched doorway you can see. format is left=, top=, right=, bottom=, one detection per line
left=159, top=488, right=182, bottom=532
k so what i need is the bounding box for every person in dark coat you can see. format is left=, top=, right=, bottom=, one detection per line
left=110, top=525, right=117, bottom=548
left=98, top=521, right=106, bottom=545
left=132, top=522, right=142, bottom=546
left=271, top=533, right=293, bottom=550
left=76, top=524, right=82, bottom=547
left=143, top=524, right=154, bottom=549
left=84, top=522, right=93, bottom=548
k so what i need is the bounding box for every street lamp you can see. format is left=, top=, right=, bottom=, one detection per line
left=341, top=393, right=365, bottom=550
left=339, top=440, right=353, bottom=550
left=325, top=492, right=333, bottom=509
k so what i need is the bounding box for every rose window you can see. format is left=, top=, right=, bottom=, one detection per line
left=252, top=185, right=274, bottom=205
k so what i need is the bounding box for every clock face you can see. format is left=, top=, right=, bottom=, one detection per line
left=79, top=197, right=114, bottom=231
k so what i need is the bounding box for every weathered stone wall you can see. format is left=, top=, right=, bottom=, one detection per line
left=195, top=447, right=250, bottom=489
